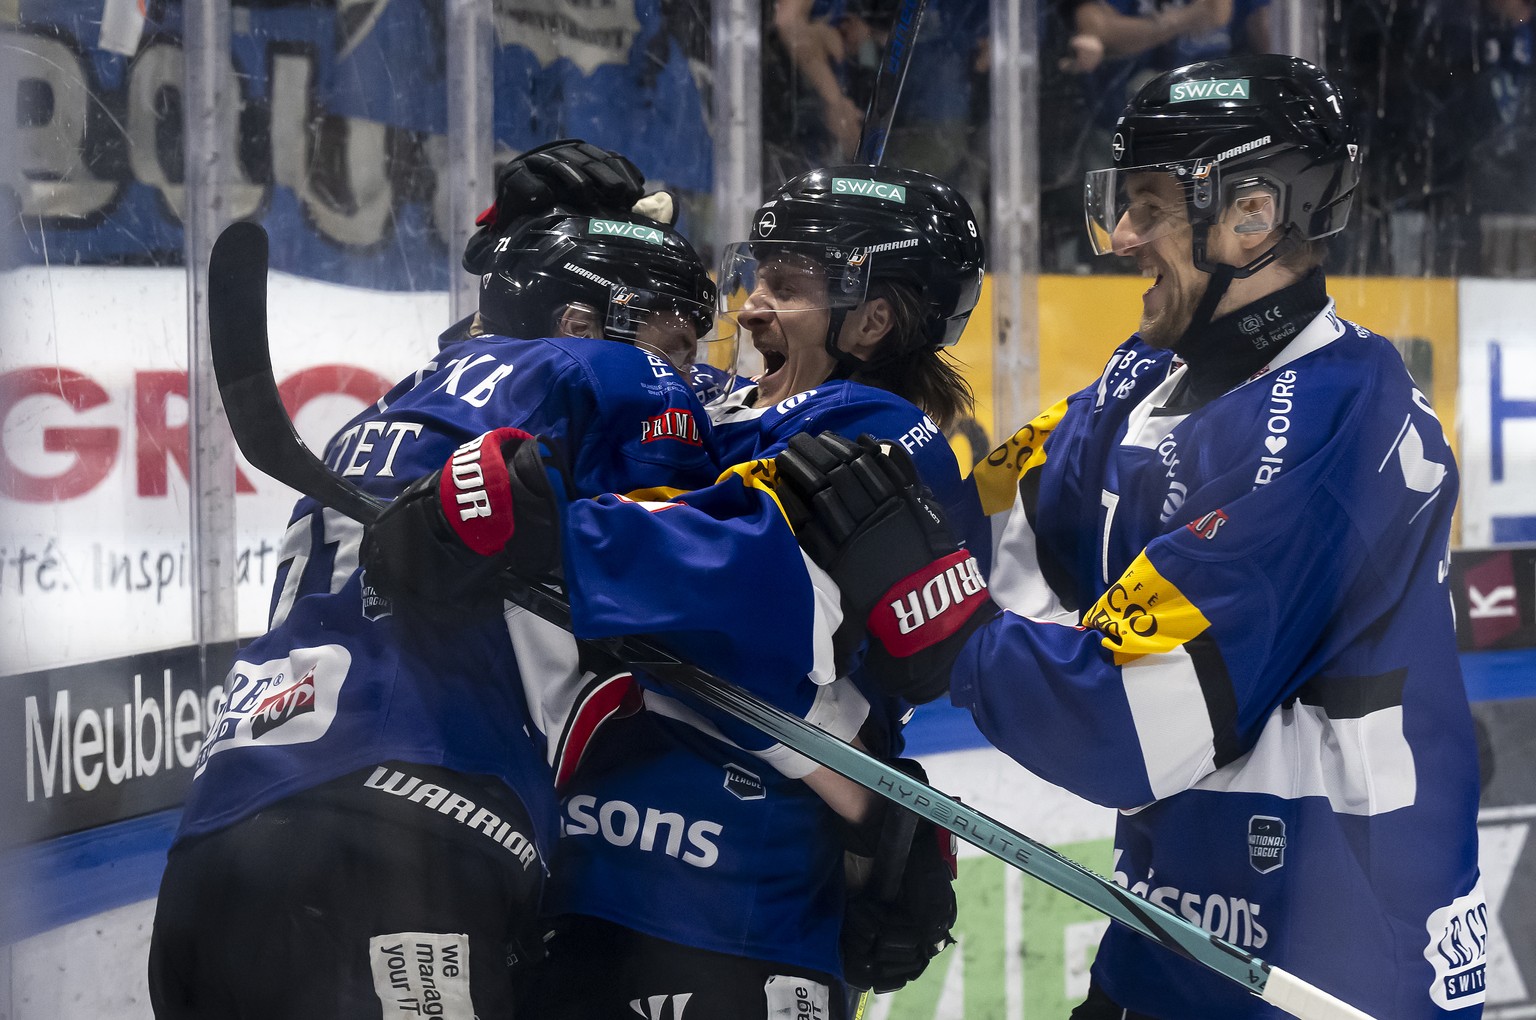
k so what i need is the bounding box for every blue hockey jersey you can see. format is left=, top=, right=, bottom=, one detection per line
left=176, top=334, right=719, bottom=866
left=953, top=304, right=1485, bottom=1018
left=544, top=380, right=986, bottom=976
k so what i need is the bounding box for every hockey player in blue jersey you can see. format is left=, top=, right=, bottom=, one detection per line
left=146, top=143, right=728, bottom=1020
left=775, top=55, right=1486, bottom=1020
left=517, top=166, right=992, bottom=1019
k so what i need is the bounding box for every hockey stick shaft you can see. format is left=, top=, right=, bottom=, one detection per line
left=208, top=222, right=1375, bottom=1020
left=855, top=0, right=929, bottom=166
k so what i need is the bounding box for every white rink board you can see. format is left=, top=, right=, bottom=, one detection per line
left=0, top=267, right=446, bottom=673
left=1458, top=279, right=1536, bottom=547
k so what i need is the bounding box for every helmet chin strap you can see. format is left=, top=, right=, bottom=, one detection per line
left=1184, top=221, right=1298, bottom=339
left=823, top=306, right=864, bottom=378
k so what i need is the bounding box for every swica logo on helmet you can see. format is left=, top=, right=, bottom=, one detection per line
left=587, top=218, right=663, bottom=244
left=1169, top=78, right=1251, bottom=103
left=831, top=177, right=908, bottom=202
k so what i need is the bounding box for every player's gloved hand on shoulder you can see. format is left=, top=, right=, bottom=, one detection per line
left=842, top=757, right=958, bottom=994
left=773, top=432, right=997, bottom=703
left=360, top=428, right=568, bottom=608
left=463, top=139, right=645, bottom=272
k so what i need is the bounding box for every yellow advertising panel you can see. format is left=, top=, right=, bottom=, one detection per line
left=948, top=273, right=1461, bottom=470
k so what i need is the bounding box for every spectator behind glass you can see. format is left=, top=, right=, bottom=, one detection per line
left=845, top=1, right=991, bottom=232
left=1449, top=0, right=1534, bottom=275
left=1329, top=0, right=1533, bottom=275
left=764, top=0, right=861, bottom=184
left=762, top=0, right=989, bottom=201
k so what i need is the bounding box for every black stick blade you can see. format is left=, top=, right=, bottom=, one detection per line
left=208, top=221, right=274, bottom=394
left=206, top=221, right=385, bottom=523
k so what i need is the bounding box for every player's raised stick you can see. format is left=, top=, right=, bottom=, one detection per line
left=854, top=0, right=930, bottom=166
left=208, top=221, right=1379, bottom=1020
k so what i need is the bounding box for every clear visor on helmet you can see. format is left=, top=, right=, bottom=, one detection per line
left=554, top=285, right=736, bottom=389
left=1083, top=159, right=1222, bottom=256
left=715, top=240, right=873, bottom=348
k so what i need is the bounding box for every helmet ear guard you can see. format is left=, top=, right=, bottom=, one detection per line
left=1229, top=182, right=1280, bottom=236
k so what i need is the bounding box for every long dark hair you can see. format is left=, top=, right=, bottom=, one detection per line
left=849, top=281, right=976, bottom=430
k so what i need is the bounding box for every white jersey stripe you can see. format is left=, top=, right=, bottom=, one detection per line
left=1121, top=645, right=1219, bottom=801
left=1193, top=701, right=1416, bottom=815
left=990, top=500, right=1077, bottom=625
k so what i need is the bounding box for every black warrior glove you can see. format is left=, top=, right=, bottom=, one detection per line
left=463, top=139, right=646, bottom=273
left=360, top=428, right=567, bottom=608
left=842, top=758, right=959, bottom=994
left=773, top=432, right=996, bottom=703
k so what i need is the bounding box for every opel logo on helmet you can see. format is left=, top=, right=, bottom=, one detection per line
left=756, top=211, right=777, bottom=237
left=1111, top=133, right=1126, bottom=162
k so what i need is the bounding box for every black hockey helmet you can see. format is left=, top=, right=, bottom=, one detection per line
left=723, top=165, right=985, bottom=348
left=1085, top=54, right=1361, bottom=270
left=466, top=208, right=729, bottom=376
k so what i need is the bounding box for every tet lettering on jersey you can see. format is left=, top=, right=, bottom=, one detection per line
left=329, top=420, right=425, bottom=477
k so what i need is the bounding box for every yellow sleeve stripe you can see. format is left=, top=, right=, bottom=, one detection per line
left=969, top=398, right=1069, bottom=516
left=618, top=485, right=695, bottom=503
left=1082, top=552, right=1212, bottom=666
left=620, top=459, right=789, bottom=523
left=715, top=458, right=790, bottom=522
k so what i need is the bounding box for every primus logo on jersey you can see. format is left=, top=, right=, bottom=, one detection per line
left=641, top=408, right=702, bottom=446
left=1424, top=883, right=1489, bottom=1010
left=587, top=218, right=663, bottom=245
left=831, top=177, right=907, bottom=203
left=1169, top=78, right=1250, bottom=103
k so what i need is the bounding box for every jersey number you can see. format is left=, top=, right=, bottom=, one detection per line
left=1099, top=488, right=1121, bottom=587
left=269, top=507, right=363, bottom=629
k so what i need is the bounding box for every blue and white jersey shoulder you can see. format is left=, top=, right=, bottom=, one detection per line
left=177, top=334, right=719, bottom=864
left=956, top=303, right=1485, bottom=1019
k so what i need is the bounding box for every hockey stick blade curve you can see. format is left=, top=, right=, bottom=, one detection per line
left=208, top=222, right=385, bottom=525
left=207, top=232, right=1381, bottom=1020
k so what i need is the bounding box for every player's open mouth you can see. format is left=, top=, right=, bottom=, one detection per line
left=759, top=347, right=787, bottom=378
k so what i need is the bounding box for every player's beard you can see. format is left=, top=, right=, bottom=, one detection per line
left=1137, top=264, right=1208, bottom=349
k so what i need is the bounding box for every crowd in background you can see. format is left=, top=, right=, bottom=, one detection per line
left=4, top=0, right=1531, bottom=282
left=766, top=0, right=1536, bottom=278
